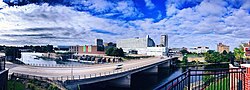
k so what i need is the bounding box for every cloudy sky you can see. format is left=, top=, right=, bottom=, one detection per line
left=0, top=0, right=249, bottom=50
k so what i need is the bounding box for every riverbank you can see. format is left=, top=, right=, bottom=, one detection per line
left=8, top=78, right=59, bottom=90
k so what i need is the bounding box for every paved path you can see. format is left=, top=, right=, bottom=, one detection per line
left=8, top=57, right=170, bottom=79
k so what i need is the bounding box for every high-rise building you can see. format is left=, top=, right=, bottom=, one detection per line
left=217, top=43, right=229, bottom=53
left=96, top=39, right=104, bottom=46
left=161, top=35, right=168, bottom=47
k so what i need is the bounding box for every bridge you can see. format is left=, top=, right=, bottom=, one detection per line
left=8, top=57, right=178, bottom=90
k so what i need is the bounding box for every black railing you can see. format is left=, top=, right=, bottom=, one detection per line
left=154, top=68, right=246, bottom=90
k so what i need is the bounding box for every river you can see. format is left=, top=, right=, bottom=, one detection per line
left=79, top=64, right=229, bottom=90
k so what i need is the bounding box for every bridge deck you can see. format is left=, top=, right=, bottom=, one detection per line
left=9, top=57, right=175, bottom=82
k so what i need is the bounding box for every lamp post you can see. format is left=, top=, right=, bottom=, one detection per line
left=71, top=62, right=73, bottom=79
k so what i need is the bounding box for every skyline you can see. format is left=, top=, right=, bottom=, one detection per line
left=0, top=0, right=250, bottom=50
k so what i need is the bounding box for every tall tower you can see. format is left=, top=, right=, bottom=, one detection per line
left=161, top=35, right=168, bottom=47
left=96, top=39, right=103, bottom=46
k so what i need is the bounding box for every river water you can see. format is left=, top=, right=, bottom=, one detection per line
left=19, top=52, right=83, bottom=65
left=80, top=64, right=229, bottom=90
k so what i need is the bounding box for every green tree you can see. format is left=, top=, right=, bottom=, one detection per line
left=180, top=49, right=189, bottom=55
left=222, top=50, right=228, bottom=55
left=105, top=47, right=124, bottom=57
left=207, top=50, right=215, bottom=54
left=204, top=52, right=212, bottom=62
left=105, top=47, right=114, bottom=56
left=182, top=55, right=188, bottom=64
left=234, top=46, right=245, bottom=61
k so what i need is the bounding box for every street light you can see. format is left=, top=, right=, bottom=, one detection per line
left=71, top=62, right=73, bottom=80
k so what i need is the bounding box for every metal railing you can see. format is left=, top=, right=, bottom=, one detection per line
left=154, top=68, right=246, bottom=90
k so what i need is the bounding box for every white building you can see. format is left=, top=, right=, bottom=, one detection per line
left=117, top=35, right=155, bottom=54
left=117, top=35, right=169, bottom=56
left=146, top=47, right=168, bottom=56
left=187, top=46, right=209, bottom=53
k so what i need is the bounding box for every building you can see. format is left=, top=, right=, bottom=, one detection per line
left=69, top=45, right=105, bottom=55
left=187, top=46, right=209, bottom=53
left=146, top=47, right=168, bottom=56
left=117, top=35, right=155, bottom=54
left=0, top=56, right=8, bottom=90
left=242, top=41, right=250, bottom=59
left=117, top=35, right=169, bottom=56
left=217, top=43, right=229, bottom=53
left=160, top=35, right=168, bottom=47
left=96, top=39, right=103, bottom=46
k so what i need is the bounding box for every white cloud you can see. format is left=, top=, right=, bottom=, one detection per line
left=0, top=0, right=250, bottom=50
left=166, top=4, right=179, bottom=16
left=195, top=0, right=227, bottom=16
left=144, top=0, right=155, bottom=9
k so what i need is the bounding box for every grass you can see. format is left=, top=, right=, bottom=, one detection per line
left=7, top=80, right=25, bottom=90
left=186, top=54, right=199, bottom=57
left=7, top=79, right=59, bottom=90
left=205, top=77, right=229, bottom=90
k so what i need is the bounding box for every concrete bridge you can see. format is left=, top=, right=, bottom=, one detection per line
left=9, top=57, right=178, bottom=90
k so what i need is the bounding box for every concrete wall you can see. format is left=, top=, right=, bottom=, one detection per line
left=0, top=70, right=8, bottom=90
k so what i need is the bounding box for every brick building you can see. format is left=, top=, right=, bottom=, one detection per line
left=242, top=41, right=250, bottom=60
left=69, top=45, right=105, bottom=55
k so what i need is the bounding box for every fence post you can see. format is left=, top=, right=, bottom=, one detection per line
left=188, top=69, right=191, bottom=90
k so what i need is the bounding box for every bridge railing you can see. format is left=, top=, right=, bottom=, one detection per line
left=154, top=68, right=246, bottom=90
left=49, top=64, right=146, bottom=81
left=25, top=63, right=86, bottom=67
left=51, top=59, right=174, bottom=81
left=48, top=58, right=175, bottom=82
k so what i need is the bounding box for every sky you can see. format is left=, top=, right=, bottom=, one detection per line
left=0, top=0, right=249, bottom=50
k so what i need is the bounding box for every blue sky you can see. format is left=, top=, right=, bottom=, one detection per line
left=0, top=0, right=250, bottom=50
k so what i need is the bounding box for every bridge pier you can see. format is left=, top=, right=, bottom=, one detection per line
left=106, top=75, right=131, bottom=88
left=158, top=60, right=171, bottom=68
left=140, top=66, right=158, bottom=74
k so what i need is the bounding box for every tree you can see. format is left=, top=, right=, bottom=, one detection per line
left=204, top=52, right=212, bottom=62
left=207, top=50, right=215, bottom=54
left=5, top=47, right=21, bottom=61
left=222, top=50, right=228, bottom=55
left=117, top=48, right=124, bottom=57
left=182, top=55, right=188, bottom=64
left=234, top=46, right=245, bottom=61
left=180, top=49, right=189, bottom=55
left=105, top=47, right=114, bottom=56
left=105, top=47, right=124, bottom=57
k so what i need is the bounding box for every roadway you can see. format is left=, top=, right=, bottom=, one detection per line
left=8, top=57, right=170, bottom=80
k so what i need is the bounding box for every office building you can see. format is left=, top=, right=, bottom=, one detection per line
left=217, top=43, right=229, bottom=53
left=96, top=39, right=103, bottom=46
left=160, top=35, right=168, bottom=47
left=117, top=35, right=155, bottom=54
left=117, top=35, right=169, bottom=56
